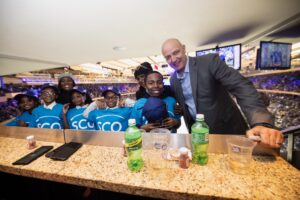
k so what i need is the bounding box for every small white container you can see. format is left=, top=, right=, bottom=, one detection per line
left=26, top=135, right=36, bottom=150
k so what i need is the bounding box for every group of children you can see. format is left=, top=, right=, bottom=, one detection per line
left=5, top=65, right=181, bottom=133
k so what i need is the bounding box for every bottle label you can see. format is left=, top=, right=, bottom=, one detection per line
left=125, top=137, right=142, bottom=152
left=192, top=133, right=208, bottom=144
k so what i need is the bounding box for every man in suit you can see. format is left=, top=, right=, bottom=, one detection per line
left=161, top=38, right=283, bottom=148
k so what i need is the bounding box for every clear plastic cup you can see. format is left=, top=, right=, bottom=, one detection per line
left=140, top=129, right=153, bottom=150
left=150, top=128, right=170, bottom=151
left=146, top=128, right=171, bottom=173
left=227, top=137, right=256, bottom=174
left=145, top=150, right=172, bottom=181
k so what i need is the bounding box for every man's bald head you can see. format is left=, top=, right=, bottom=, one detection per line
left=161, top=38, right=187, bottom=74
left=161, top=38, right=183, bottom=52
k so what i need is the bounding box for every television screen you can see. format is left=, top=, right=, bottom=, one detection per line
left=259, top=41, right=292, bottom=70
left=196, top=44, right=241, bottom=70
left=196, top=48, right=218, bottom=56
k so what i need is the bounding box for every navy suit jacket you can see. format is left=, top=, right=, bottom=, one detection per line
left=170, top=54, right=274, bottom=134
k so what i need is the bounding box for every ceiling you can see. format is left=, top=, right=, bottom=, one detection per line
left=1, top=0, right=300, bottom=75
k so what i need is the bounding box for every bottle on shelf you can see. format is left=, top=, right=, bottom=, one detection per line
left=191, top=114, right=209, bottom=165
left=125, top=119, right=144, bottom=172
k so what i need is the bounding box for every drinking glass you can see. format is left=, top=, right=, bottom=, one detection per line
left=227, top=137, right=256, bottom=174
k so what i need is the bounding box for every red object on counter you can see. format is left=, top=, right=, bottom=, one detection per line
left=179, top=147, right=189, bottom=169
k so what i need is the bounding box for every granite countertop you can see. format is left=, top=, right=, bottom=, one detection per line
left=0, top=136, right=299, bottom=200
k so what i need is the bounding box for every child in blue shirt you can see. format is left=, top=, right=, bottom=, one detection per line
left=5, top=91, right=40, bottom=127
left=130, top=71, right=181, bottom=132
left=29, top=85, right=64, bottom=129
left=62, top=87, right=95, bottom=130
left=85, top=88, right=132, bottom=132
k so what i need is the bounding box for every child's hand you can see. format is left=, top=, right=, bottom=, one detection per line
left=15, top=107, right=22, bottom=116
left=17, top=120, right=28, bottom=127
left=161, top=118, right=179, bottom=129
left=141, top=122, right=161, bottom=132
left=62, top=103, right=70, bottom=114
left=118, top=98, right=125, bottom=107
left=96, top=100, right=106, bottom=109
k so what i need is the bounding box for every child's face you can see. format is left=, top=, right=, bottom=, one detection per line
left=41, top=88, right=57, bottom=105
left=145, top=73, right=164, bottom=97
left=104, top=91, right=119, bottom=108
left=136, top=74, right=146, bottom=88
left=19, top=96, right=35, bottom=111
left=71, top=92, right=85, bottom=106
left=59, top=77, right=74, bottom=91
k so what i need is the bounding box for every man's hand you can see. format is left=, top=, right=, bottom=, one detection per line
left=174, top=103, right=183, bottom=115
left=246, top=125, right=284, bottom=148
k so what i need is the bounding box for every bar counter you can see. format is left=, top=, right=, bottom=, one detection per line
left=0, top=127, right=299, bottom=200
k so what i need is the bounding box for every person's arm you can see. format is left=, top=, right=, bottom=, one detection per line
left=209, top=54, right=272, bottom=125
left=83, top=101, right=98, bottom=118
left=118, top=97, right=125, bottom=107
left=29, top=112, right=37, bottom=128
left=129, top=100, right=146, bottom=128
left=62, top=104, right=70, bottom=129
left=16, top=120, right=28, bottom=127
left=124, top=98, right=136, bottom=107
left=174, top=102, right=183, bottom=115
left=161, top=118, right=180, bottom=130
left=15, top=112, right=28, bottom=127
left=162, top=97, right=181, bottom=130
left=140, top=123, right=161, bottom=132
left=209, top=54, right=282, bottom=147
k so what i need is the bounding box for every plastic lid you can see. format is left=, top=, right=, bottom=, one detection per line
left=128, top=118, right=136, bottom=125
left=179, top=147, right=189, bottom=155
left=26, top=135, right=34, bottom=140
left=196, top=114, right=204, bottom=120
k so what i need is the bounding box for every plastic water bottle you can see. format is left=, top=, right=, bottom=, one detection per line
left=125, top=119, right=144, bottom=172
left=191, top=114, right=209, bottom=165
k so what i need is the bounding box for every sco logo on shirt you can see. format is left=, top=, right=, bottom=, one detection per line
left=36, top=116, right=62, bottom=129
left=37, top=122, right=62, bottom=129
left=97, top=121, right=122, bottom=132
left=95, top=114, right=126, bottom=132
left=71, top=119, right=94, bottom=130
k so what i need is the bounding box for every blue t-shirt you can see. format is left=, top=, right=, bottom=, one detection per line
left=130, top=96, right=180, bottom=132
left=29, top=103, right=64, bottom=129
left=5, top=111, right=34, bottom=127
left=67, top=107, right=95, bottom=130
left=87, top=107, right=132, bottom=132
